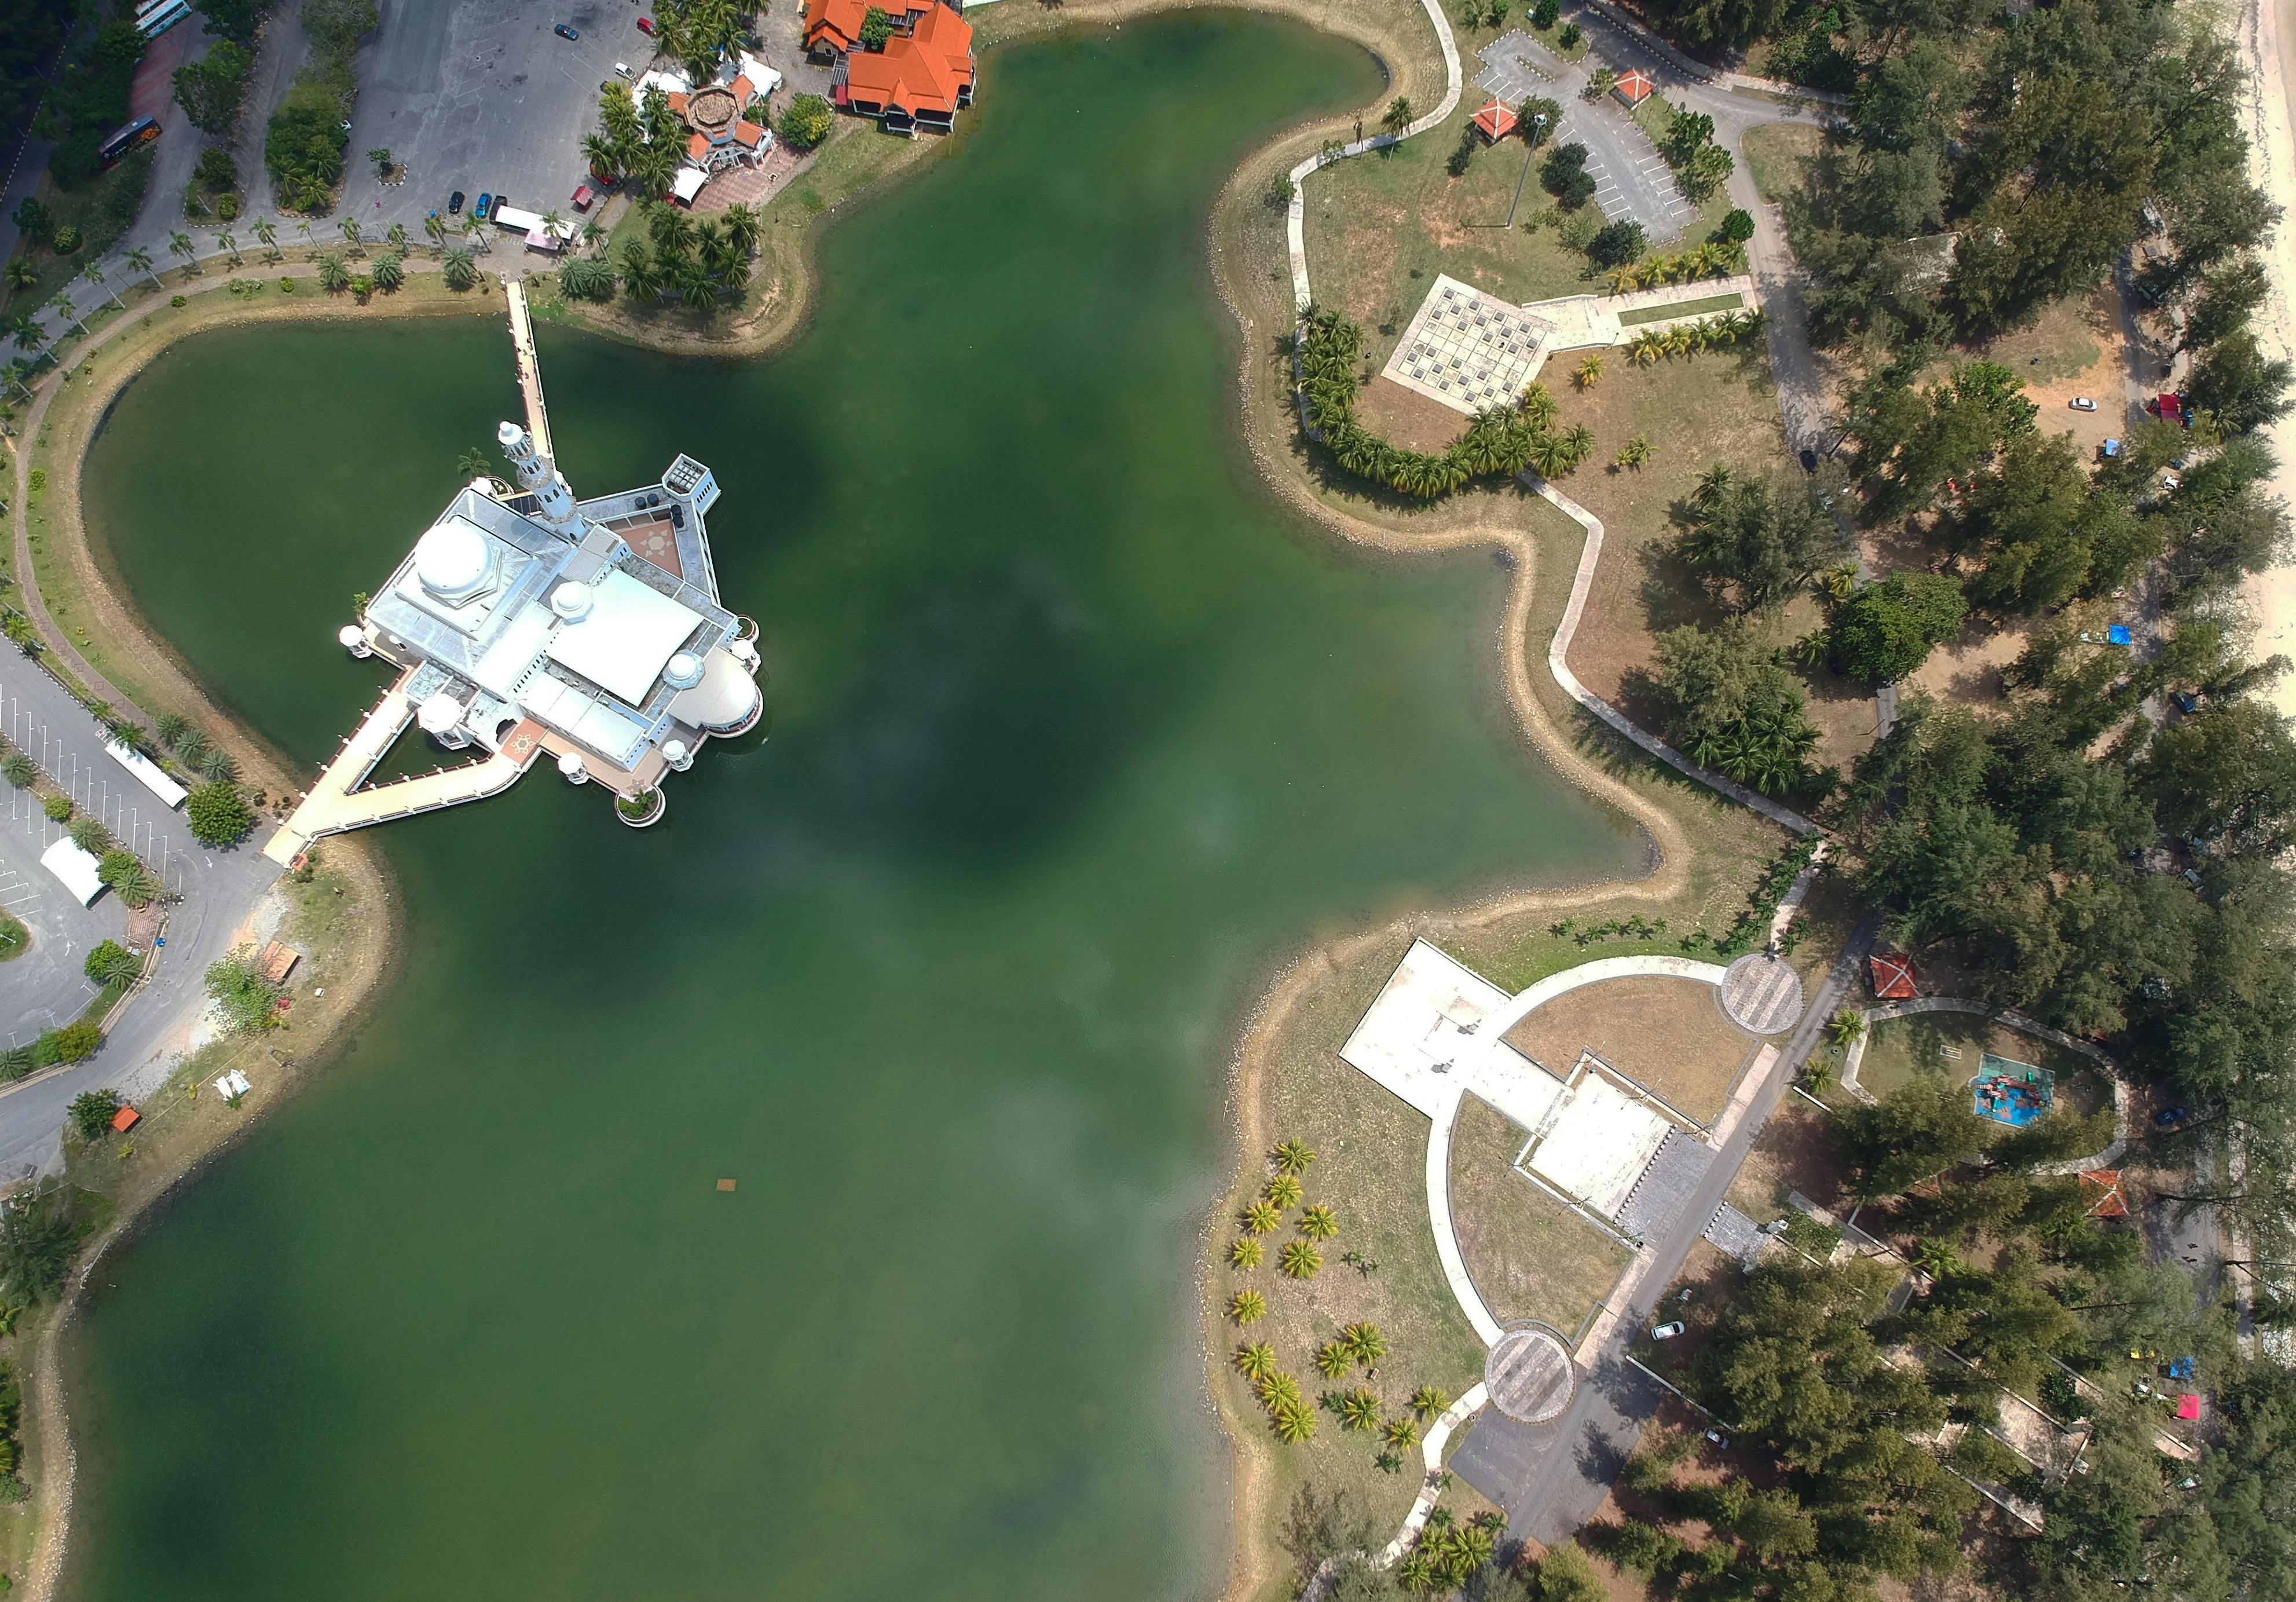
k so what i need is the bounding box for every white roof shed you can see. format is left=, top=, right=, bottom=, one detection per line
left=41, top=837, right=105, bottom=905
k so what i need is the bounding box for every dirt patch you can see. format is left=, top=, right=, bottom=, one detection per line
left=1722, top=1100, right=1846, bottom=1221
left=1356, top=375, right=1470, bottom=453
left=1504, top=975, right=1757, bottom=1124
left=1906, top=613, right=2028, bottom=708
left=1450, top=1093, right=1634, bottom=1337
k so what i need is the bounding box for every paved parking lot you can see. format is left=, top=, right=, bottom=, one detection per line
left=1475, top=32, right=1697, bottom=242
left=0, top=790, right=122, bottom=1052
left=338, top=0, right=651, bottom=237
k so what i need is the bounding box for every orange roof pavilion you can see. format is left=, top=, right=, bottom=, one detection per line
left=1613, top=68, right=1656, bottom=105
left=1867, top=951, right=1918, bottom=1001
left=1470, top=99, right=1517, bottom=141
left=2079, top=1169, right=2129, bottom=1219
left=803, top=0, right=935, bottom=54
left=840, top=2, right=975, bottom=125
left=109, top=1104, right=140, bottom=1133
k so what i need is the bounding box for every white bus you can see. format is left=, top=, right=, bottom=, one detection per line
left=137, top=0, right=192, bottom=38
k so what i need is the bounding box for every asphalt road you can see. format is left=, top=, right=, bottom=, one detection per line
left=0, top=653, right=280, bottom=1178
left=1458, top=915, right=1882, bottom=1542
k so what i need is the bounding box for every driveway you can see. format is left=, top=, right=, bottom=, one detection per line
left=0, top=656, right=281, bottom=1175
left=1475, top=31, right=1697, bottom=242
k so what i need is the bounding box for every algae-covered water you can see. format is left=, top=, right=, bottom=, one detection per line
left=67, top=14, right=1636, bottom=1600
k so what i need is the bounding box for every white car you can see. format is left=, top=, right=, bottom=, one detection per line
left=2162, top=471, right=2183, bottom=491
left=2071, top=397, right=2099, bottom=411
left=1651, top=1321, right=1686, bottom=1340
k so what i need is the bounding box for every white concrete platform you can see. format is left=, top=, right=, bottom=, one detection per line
left=1523, top=1062, right=1676, bottom=1217
left=1339, top=939, right=1569, bottom=1136
left=1380, top=276, right=1556, bottom=414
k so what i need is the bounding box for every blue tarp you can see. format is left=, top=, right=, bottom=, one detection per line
left=2107, top=625, right=2133, bottom=646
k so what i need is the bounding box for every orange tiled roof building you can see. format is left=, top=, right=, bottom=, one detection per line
left=807, top=0, right=977, bottom=134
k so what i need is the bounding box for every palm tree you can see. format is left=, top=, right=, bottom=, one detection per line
left=1228, top=1237, right=1263, bottom=1270
left=1298, top=1204, right=1339, bottom=1242
left=6, top=314, right=39, bottom=351
left=125, top=246, right=158, bottom=290
left=1, top=359, right=33, bottom=402
left=1826, top=1009, right=1867, bottom=1047
left=1691, top=462, right=1734, bottom=511
left=1561, top=423, right=1595, bottom=467
left=1314, top=1342, right=1351, bottom=1380
left=1627, top=330, right=1664, bottom=365
left=423, top=213, right=449, bottom=257
left=1409, top=1384, right=1449, bottom=1417
left=1615, top=433, right=1652, bottom=471
left=1338, top=1389, right=1381, bottom=1432
left=1255, top=1372, right=1303, bottom=1410
left=2, top=258, right=34, bottom=294
left=1341, top=1322, right=1387, bottom=1366
left=385, top=222, right=408, bottom=255
left=1397, top=1552, right=1436, bottom=1592
left=579, top=220, right=606, bottom=255
left=371, top=253, right=404, bottom=291
left=215, top=230, right=241, bottom=266
left=1382, top=1414, right=1420, bottom=1449
left=1233, top=1341, right=1277, bottom=1381
left=1242, top=1200, right=1280, bottom=1235
left=1380, top=96, right=1414, bottom=134
left=339, top=218, right=364, bottom=255
left=252, top=215, right=279, bottom=260
left=1279, top=1241, right=1321, bottom=1279
left=539, top=210, right=564, bottom=247
left=720, top=202, right=760, bottom=257
left=1265, top=1173, right=1302, bottom=1209
left=582, top=133, right=619, bottom=180
left=1575, top=352, right=1604, bottom=389
left=1270, top=1138, right=1316, bottom=1176
left=169, top=231, right=197, bottom=275
left=1227, top=1289, right=1266, bottom=1325
left=676, top=261, right=716, bottom=312
left=153, top=714, right=188, bottom=747
left=442, top=248, right=478, bottom=291
left=1270, top=1399, right=1316, bottom=1443
left=317, top=252, right=350, bottom=292
left=46, top=293, right=84, bottom=337
left=200, top=747, right=237, bottom=784
left=1914, top=1238, right=1961, bottom=1278
left=1526, top=431, right=1570, bottom=479
left=82, top=260, right=122, bottom=310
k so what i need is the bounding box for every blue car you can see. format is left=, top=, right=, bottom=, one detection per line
left=474, top=192, right=493, bottom=222
left=2155, top=1104, right=2191, bottom=1130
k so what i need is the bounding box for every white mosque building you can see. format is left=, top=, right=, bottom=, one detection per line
left=266, top=284, right=761, bottom=863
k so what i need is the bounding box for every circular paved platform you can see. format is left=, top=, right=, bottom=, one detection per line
left=1722, top=952, right=1804, bottom=1035
left=1485, top=1325, right=1576, bottom=1424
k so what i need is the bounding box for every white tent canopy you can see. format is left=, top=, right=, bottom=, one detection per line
left=106, top=738, right=187, bottom=809
left=41, top=837, right=105, bottom=905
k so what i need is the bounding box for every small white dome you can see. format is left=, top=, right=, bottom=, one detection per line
left=663, top=650, right=704, bottom=690
left=336, top=624, right=365, bottom=649
left=556, top=751, right=588, bottom=782
left=413, top=521, right=492, bottom=602
left=663, top=738, right=690, bottom=765
left=496, top=420, right=529, bottom=453
left=416, top=692, right=464, bottom=736
left=550, top=581, right=595, bottom=621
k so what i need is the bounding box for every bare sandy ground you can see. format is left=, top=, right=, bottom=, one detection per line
left=2236, top=0, right=2296, bottom=710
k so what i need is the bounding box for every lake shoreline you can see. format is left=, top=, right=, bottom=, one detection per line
left=16, top=8, right=1772, bottom=1600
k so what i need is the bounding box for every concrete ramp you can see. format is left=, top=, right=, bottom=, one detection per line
left=504, top=279, right=554, bottom=461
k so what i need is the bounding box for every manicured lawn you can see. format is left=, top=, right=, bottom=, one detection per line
left=1504, top=974, right=1758, bottom=1123
left=1618, top=291, right=1743, bottom=325
left=1215, top=934, right=1493, bottom=1575
left=1859, top=1011, right=2108, bottom=1118
left=1449, top=1093, right=1634, bottom=1340
left=1741, top=123, right=1822, bottom=204
left=1300, top=100, right=1601, bottom=365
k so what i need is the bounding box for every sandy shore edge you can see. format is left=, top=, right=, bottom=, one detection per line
left=2236, top=0, right=2296, bottom=705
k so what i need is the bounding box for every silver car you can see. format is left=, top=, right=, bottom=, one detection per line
left=2070, top=397, right=2098, bottom=411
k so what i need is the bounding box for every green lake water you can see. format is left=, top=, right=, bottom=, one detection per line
left=67, top=14, right=1639, bottom=1600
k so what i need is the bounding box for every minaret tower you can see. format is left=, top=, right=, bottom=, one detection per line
left=496, top=419, right=578, bottom=527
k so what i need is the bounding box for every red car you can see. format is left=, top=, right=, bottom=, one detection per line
left=572, top=182, right=595, bottom=211
left=636, top=14, right=654, bottom=32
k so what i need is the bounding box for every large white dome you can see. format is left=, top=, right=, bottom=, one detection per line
left=416, top=692, right=465, bottom=735
left=413, top=521, right=493, bottom=603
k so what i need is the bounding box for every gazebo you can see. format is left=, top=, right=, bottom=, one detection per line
left=1867, top=950, right=1919, bottom=1001
left=1613, top=67, right=1656, bottom=106
left=1470, top=98, right=1518, bottom=142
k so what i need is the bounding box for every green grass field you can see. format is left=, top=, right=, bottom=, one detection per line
left=1618, top=291, right=1742, bottom=325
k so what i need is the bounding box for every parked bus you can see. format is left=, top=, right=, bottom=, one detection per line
left=132, top=0, right=175, bottom=24
left=96, top=117, right=160, bottom=166
left=135, top=0, right=189, bottom=36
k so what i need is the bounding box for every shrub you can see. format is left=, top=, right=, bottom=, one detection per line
left=1530, top=0, right=1557, bottom=24
left=1557, top=20, right=1581, bottom=46
left=50, top=224, right=81, bottom=254
left=194, top=145, right=239, bottom=193
left=1588, top=218, right=1646, bottom=266
left=1540, top=142, right=1594, bottom=208
left=215, top=191, right=240, bottom=221
left=779, top=93, right=833, bottom=151
left=171, top=294, right=188, bottom=307
left=205, top=950, right=283, bottom=1032
left=1718, top=207, right=1755, bottom=244
left=186, top=781, right=254, bottom=845
left=41, top=794, right=70, bottom=824
left=173, top=38, right=255, bottom=134
left=84, top=939, right=141, bottom=985
left=67, top=1089, right=119, bottom=1140
left=42, top=1022, right=104, bottom=1068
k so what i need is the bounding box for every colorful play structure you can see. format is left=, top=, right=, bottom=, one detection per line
left=1971, top=1054, right=2054, bottom=1128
